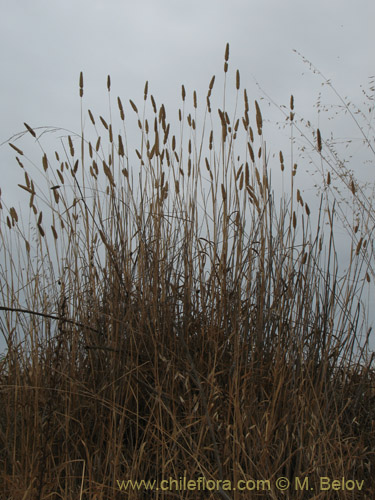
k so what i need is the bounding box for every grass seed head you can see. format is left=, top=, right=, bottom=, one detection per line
left=79, top=71, right=83, bottom=97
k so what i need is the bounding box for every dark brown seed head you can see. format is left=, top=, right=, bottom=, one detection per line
left=317, top=128, right=322, bottom=152
left=255, top=101, right=263, bottom=135
left=79, top=71, right=83, bottom=97
left=129, top=100, right=138, bottom=114
left=225, top=42, right=229, bottom=62
left=88, top=109, right=95, bottom=125
left=24, top=122, right=36, bottom=138
left=209, top=75, right=215, bottom=90
left=9, top=143, right=24, bottom=156
left=151, top=95, right=157, bottom=113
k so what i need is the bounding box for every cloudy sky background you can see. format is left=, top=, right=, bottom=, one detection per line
left=0, top=0, right=374, bottom=355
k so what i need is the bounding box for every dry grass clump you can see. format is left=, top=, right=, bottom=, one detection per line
left=0, top=45, right=374, bottom=499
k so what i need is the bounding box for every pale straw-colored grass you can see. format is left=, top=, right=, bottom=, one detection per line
left=0, top=45, right=374, bottom=499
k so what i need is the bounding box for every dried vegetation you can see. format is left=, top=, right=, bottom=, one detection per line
left=0, top=45, right=374, bottom=499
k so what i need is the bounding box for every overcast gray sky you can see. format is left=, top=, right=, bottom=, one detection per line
left=0, top=0, right=374, bottom=355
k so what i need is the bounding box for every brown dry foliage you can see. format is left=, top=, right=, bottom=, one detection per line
left=0, top=46, right=374, bottom=499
